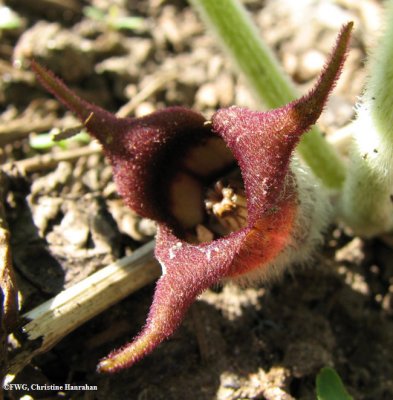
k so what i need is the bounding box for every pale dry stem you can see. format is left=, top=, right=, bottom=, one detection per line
left=6, top=240, right=160, bottom=378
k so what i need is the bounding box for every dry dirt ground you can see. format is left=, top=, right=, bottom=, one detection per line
left=1, top=0, right=393, bottom=399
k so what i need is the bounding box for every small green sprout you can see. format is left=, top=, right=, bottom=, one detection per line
left=317, top=367, right=353, bottom=400
left=83, top=5, right=148, bottom=33
left=29, top=131, right=90, bottom=150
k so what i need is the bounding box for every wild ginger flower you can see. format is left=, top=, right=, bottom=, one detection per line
left=31, top=22, right=352, bottom=373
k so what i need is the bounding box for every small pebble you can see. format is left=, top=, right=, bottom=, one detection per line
left=195, top=82, right=218, bottom=108
left=60, top=208, right=89, bottom=248
left=135, top=102, right=155, bottom=117
left=296, top=50, right=326, bottom=82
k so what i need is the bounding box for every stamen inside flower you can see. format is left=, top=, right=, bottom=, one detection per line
left=204, top=173, right=248, bottom=237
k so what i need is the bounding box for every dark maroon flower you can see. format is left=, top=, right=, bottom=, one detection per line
left=31, top=22, right=352, bottom=373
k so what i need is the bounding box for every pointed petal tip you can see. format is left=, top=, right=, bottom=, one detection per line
left=97, top=358, right=118, bottom=374
left=97, top=357, right=130, bottom=374
left=343, top=21, right=354, bottom=34
left=211, top=22, right=353, bottom=198
left=31, top=60, right=91, bottom=122
left=285, top=20, right=353, bottom=132
left=308, top=21, right=353, bottom=96
left=97, top=226, right=244, bottom=373
left=31, top=60, right=128, bottom=149
left=97, top=328, right=164, bottom=373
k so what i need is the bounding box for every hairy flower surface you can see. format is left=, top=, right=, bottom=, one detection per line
left=32, top=22, right=352, bottom=373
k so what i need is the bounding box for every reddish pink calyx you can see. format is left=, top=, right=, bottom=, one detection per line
left=32, top=23, right=353, bottom=373
left=98, top=23, right=353, bottom=373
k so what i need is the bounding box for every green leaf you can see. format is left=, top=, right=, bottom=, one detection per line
left=317, top=367, right=353, bottom=400
left=83, top=5, right=147, bottom=32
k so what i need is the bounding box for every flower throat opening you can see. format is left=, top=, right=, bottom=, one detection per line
left=162, top=134, right=248, bottom=244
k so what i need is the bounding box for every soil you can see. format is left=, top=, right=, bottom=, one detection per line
left=1, top=0, right=393, bottom=399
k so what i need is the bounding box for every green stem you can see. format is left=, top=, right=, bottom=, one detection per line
left=189, top=0, right=346, bottom=188
left=340, top=0, right=393, bottom=236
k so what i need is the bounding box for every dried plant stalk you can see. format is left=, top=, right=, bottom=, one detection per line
left=1, top=171, right=18, bottom=385
left=0, top=171, right=18, bottom=331
left=2, top=142, right=102, bottom=173
left=7, top=240, right=159, bottom=376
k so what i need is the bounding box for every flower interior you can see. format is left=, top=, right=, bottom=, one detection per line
left=151, top=130, right=244, bottom=243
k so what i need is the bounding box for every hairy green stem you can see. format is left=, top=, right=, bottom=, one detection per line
left=340, top=0, right=393, bottom=236
left=189, top=0, right=346, bottom=188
